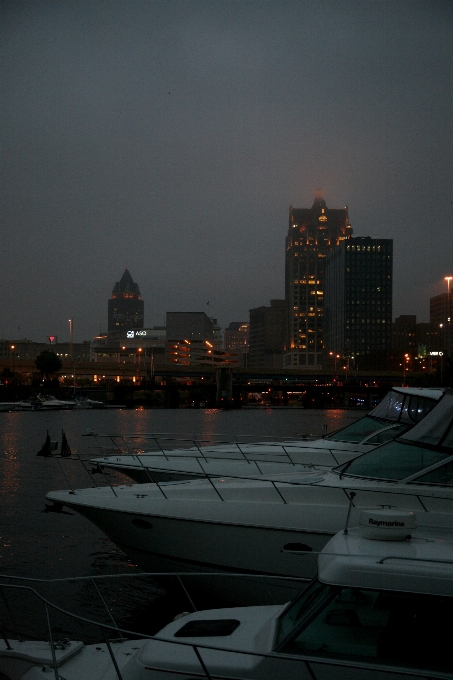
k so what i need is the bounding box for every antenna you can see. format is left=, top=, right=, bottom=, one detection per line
left=343, top=492, right=356, bottom=534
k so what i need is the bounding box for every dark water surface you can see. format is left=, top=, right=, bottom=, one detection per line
left=0, top=407, right=361, bottom=640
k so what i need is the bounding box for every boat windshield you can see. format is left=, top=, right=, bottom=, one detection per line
left=336, top=440, right=449, bottom=480
left=409, top=458, right=453, bottom=486
left=325, top=417, right=407, bottom=443
left=276, top=584, right=452, bottom=673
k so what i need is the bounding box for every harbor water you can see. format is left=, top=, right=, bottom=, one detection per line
left=0, top=407, right=361, bottom=641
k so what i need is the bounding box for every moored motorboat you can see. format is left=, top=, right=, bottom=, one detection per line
left=35, top=394, right=76, bottom=409
left=2, top=509, right=453, bottom=679
left=74, top=396, right=106, bottom=409
left=90, top=386, right=444, bottom=482
left=46, top=389, right=453, bottom=603
left=19, top=394, right=76, bottom=410
left=0, top=401, right=22, bottom=412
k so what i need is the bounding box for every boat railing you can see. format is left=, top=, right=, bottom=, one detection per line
left=50, top=449, right=333, bottom=503
left=86, top=431, right=321, bottom=459
left=85, top=432, right=342, bottom=471
left=47, top=451, right=448, bottom=515
left=0, top=573, right=448, bottom=680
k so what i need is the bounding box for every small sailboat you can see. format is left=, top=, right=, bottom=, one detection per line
left=60, top=430, right=72, bottom=457
left=36, top=431, right=52, bottom=457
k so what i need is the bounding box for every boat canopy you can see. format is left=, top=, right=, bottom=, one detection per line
left=368, top=387, right=442, bottom=425
left=336, top=390, right=453, bottom=482
left=325, top=387, right=442, bottom=444
left=401, top=389, right=453, bottom=448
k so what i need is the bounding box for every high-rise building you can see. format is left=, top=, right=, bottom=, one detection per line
left=285, top=192, right=352, bottom=368
left=108, top=269, right=144, bottom=333
left=249, top=300, right=286, bottom=369
left=324, top=237, right=393, bottom=359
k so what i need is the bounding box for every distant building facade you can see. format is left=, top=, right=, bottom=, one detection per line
left=391, top=314, right=441, bottom=359
left=166, top=341, right=239, bottom=366
left=166, top=312, right=213, bottom=343
left=166, top=312, right=214, bottom=364
left=209, top=318, right=223, bottom=350
left=249, top=300, right=285, bottom=369
left=108, top=269, right=144, bottom=333
left=285, top=191, right=352, bottom=369
left=224, top=322, right=250, bottom=368
left=430, top=293, right=453, bottom=357
left=393, top=315, right=417, bottom=354
left=324, top=237, right=393, bottom=359
left=91, top=327, right=166, bottom=365
left=224, top=322, right=250, bottom=352
left=0, top=339, right=91, bottom=362
left=416, top=322, right=440, bottom=357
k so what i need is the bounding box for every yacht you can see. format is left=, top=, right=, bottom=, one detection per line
left=20, top=394, right=76, bottom=410
left=46, top=389, right=453, bottom=601
left=0, top=401, right=21, bottom=412
left=2, top=509, right=452, bottom=679
left=73, top=396, right=106, bottom=409
left=37, top=394, right=76, bottom=409
left=90, top=386, right=443, bottom=483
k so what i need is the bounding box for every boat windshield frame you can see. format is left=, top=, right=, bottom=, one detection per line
left=333, top=438, right=453, bottom=483
left=325, top=416, right=409, bottom=444
left=274, top=579, right=335, bottom=650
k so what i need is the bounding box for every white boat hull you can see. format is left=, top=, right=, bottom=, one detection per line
left=47, top=472, right=453, bottom=605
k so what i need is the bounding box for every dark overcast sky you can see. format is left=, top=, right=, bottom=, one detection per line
left=1, top=0, right=452, bottom=342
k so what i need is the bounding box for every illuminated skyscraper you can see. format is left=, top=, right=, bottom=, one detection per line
left=108, top=269, right=144, bottom=332
left=285, top=191, right=352, bottom=368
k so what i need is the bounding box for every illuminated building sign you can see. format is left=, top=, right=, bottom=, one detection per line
left=126, top=330, right=157, bottom=338
left=429, top=351, right=443, bottom=356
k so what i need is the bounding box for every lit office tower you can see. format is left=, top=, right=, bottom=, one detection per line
left=285, top=192, right=352, bottom=368
left=108, top=269, right=144, bottom=332
left=324, top=237, right=393, bottom=359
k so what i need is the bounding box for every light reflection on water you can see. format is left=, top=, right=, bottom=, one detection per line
left=0, top=407, right=361, bottom=639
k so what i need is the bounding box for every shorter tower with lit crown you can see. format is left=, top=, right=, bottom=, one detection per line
left=108, top=269, right=144, bottom=332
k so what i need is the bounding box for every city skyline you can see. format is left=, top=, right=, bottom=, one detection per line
left=2, top=1, right=452, bottom=342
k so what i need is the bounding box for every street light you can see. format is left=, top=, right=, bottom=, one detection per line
left=445, top=276, right=452, bottom=358
left=403, top=353, right=410, bottom=386
left=329, top=352, right=340, bottom=379
left=137, top=348, right=143, bottom=379
left=68, top=319, right=73, bottom=359
left=10, top=345, right=15, bottom=373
